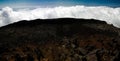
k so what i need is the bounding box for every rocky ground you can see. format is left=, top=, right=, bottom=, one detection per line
left=0, top=18, right=120, bottom=61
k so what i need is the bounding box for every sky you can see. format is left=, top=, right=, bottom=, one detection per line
left=0, top=0, right=120, bottom=8
left=0, top=0, right=120, bottom=28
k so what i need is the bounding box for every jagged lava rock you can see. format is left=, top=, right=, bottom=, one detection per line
left=0, top=18, right=120, bottom=61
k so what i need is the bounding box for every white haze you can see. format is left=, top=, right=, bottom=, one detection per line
left=0, top=5, right=120, bottom=27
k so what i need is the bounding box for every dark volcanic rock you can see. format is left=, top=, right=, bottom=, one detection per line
left=0, top=18, right=120, bottom=61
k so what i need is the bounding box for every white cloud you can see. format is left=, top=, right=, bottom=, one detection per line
left=0, top=6, right=120, bottom=27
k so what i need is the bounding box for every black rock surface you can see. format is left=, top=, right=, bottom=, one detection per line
left=0, top=18, right=120, bottom=61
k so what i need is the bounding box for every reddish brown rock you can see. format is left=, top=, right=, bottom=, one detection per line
left=0, top=18, right=120, bottom=61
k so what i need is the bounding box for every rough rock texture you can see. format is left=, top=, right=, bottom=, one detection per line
left=0, top=18, right=120, bottom=61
